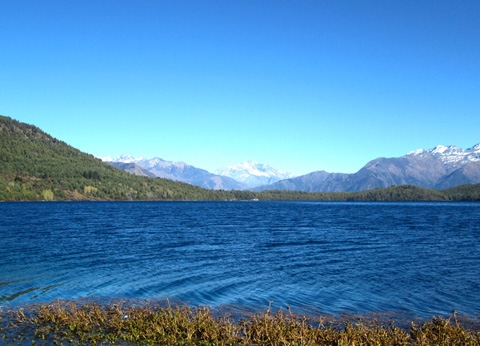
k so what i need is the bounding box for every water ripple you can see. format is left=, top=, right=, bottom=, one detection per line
left=1, top=201, right=479, bottom=318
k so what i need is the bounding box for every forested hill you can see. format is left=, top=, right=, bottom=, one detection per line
left=1, top=115, right=479, bottom=201
left=0, top=115, right=230, bottom=201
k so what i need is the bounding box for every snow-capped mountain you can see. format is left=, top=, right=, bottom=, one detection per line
left=407, top=144, right=480, bottom=165
left=214, top=161, right=297, bottom=188
left=253, top=143, right=480, bottom=192
left=102, top=143, right=480, bottom=193
left=102, top=155, right=194, bottom=177
left=102, top=156, right=247, bottom=190
left=101, top=154, right=146, bottom=164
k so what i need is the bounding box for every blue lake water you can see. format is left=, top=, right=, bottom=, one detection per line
left=1, top=201, right=479, bottom=318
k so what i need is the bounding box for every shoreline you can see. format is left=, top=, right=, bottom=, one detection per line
left=2, top=299, right=480, bottom=345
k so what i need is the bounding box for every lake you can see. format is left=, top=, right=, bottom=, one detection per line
left=1, top=201, right=479, bottom=318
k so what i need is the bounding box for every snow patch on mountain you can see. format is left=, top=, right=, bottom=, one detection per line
left=101, top=155, right=186, bottom=170
left=407, top=143, right=480, bottom=165
left=105, top=155, right=146, bottom=164
left=469, top=143, right=480, bottom=152
left=215, top=161, right=297, bottom=187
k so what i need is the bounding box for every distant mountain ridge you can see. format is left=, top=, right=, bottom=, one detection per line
left=2, top=115, right=480, bottom=201
left=214, top=161, right=296, bottom=187
left=103, top=155, right=247, bottom=190
left=253, top=143, right=480, bottom=192
left=105, top=144, right=480, bottom=192
left=103, top=156, right=296, bottom=189
left=407, top=144, right=480, bottom=165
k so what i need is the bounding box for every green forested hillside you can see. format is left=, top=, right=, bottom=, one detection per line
left=441, top=183, right=480, bottom=201
left=0, top=115, right=231, bottom=201
left=1, top=115, right=479, bottom=201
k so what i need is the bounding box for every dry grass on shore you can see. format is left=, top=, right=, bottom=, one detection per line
left=1, top=300, right=480, bottom=345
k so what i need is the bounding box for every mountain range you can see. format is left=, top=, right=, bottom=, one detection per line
left=103, top=155, right=248, bottom=190
left=253, top=144, right=480, bottom=192
left=1, top=114, right=480, bottom=201
left=105, top=143, right=480, bottom=192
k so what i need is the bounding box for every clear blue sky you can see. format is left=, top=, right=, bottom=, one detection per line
left=2, top=1, right=479, bottom=175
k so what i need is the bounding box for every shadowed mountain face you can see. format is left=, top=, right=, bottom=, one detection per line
left=253, top=144, right=480, bottom=192
left=105, top=162, right=156, bottom=178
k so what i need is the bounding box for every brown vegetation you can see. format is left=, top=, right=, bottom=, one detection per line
left=1, top=300, right=479, bottom=345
